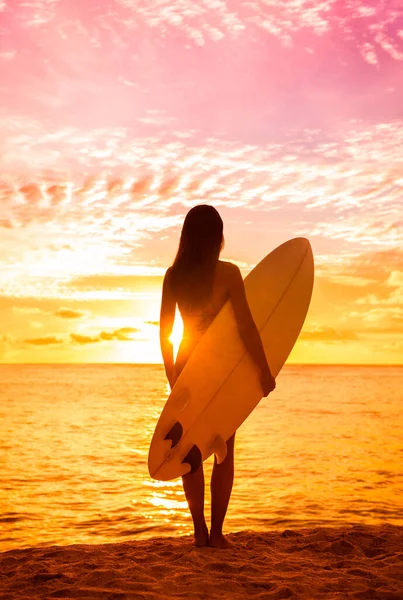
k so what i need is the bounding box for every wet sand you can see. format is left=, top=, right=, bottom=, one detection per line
left=1, top=524, right=402, bottom=599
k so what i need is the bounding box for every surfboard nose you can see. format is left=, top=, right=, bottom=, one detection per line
left=151, top=453, right=192, bottom=480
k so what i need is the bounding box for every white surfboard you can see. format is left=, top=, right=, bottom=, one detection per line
left=148, top=238, right=314, bottom=481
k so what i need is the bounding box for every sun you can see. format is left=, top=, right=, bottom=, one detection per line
left=170, top=310, right=184, bottom=357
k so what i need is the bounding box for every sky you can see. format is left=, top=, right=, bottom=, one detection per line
left=0, top=0, right=402, bottom=364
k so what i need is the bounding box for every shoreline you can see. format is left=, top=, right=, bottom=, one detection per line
left=1, top=524, right=402, bottom=599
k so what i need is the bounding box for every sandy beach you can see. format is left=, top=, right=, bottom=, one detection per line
left=1, top=525, right=402, bottom=600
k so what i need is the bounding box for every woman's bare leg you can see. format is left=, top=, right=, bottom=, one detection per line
left=182, top=465, right=209, bottom=547
left=209, top=433, right=235, bottom=548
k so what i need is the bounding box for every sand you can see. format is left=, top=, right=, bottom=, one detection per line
left=1, top=525, right=402, bottom=600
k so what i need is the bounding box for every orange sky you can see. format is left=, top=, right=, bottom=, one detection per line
left=0, top=0, right=402, bottom=365
left=1, top=240, right=402, bottom=364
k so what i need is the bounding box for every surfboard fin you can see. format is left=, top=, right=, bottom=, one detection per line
left=164, top=421, right=183, bottom=448
left=209, top=435, right=227, bottom=464
left=177, top=463, right=191, bottom=477
left=181, top=444, right=202, bottom=474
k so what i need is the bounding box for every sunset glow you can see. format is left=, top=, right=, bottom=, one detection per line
left=0, top=0, right=402, bottom=364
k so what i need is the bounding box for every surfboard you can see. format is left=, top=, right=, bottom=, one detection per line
left=148, top=237, right=314, bottom=481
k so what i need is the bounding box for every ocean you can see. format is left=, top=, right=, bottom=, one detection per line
left=0, top=364, right=402, bottom=552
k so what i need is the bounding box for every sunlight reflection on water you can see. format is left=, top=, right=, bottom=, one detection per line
left=0, top=364, right=402, bottom=551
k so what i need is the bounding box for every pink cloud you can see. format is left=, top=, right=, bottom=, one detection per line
left=0, top=219, right=13, bottom=229
left=47, top=184, right=67, bottom=206
left=0, top=0, right=402, bottom=136
left=19, top=183, right=42, bottom=205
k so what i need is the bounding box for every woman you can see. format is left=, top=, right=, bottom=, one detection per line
left=160, top=205, right=275, bottom=549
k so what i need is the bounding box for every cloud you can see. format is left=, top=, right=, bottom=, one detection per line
left=106, top=178, right=124, bottom=194
left=99, top=327, right=139, bottom=341
left=159, top=175, right=180, bottom=198
left=352, top=307, right=403, bottom=329
left=19, top=183, right=42, bottom=205
left=0, top=120, right=402, bottom=301
left=112, top=0, right=403, bottom=65
left=47, top=184, right=67, bottom=205
left=70, top=333, right=99, bottom=344
left=388, top=270, right=403, bottom=288
left=24, top=336, right=63, bottom=345
left=130, top=175, right=153, bottom=197
left=71, top=327, right=140, bottom=344
left=3, top=0, right=402, bottom=67
left=310, top=248, right=403, bottom=340
left=0, top=219, right=13, bottom=229
left=0, top=333, right=14, bottom=344
left=355, top=269, right=403, bottom=308
left=146, top=320, right=160, bottom=326
left=347, top=249, right=403, bottom=282
left=54, top=308, right=86, bottom=319
left=300, top=325, right=359, bottom=342
left=13, top=307, right=42, bottom=315
left=67, top=275, right=163, bottom=292
left=315, top=248, right=403, bottom=291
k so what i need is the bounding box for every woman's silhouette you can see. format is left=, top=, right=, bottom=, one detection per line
left=160, top=205, right=275, bottom=548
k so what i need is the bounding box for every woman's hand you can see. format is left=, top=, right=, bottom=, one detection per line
left=260, top=368, right=276, bottom=397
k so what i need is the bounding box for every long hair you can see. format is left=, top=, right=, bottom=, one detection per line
left=170, top=205, right=223, bottom=311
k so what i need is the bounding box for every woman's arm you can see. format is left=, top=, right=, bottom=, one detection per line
left=159, top=268, right=176, bottom=388
left=227, top=263, right=275, bottom=396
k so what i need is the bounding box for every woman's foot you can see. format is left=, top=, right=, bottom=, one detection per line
left=209, top=532, right=232, bottom=549
left=194, top=525, right=209, bottom=547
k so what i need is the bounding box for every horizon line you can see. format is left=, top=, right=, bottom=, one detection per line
left=0, top=362, right=402, bottom=367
